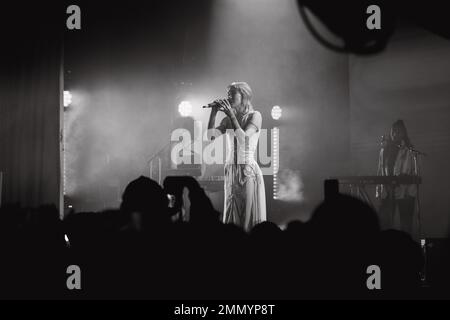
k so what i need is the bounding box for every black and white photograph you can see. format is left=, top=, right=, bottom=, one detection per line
left=1, top=0, right=450, bottom=302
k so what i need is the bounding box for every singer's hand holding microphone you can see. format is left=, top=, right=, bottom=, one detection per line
left=203, top=98, right=235, bottom=118
left=202, top=98, right=229, bottom=110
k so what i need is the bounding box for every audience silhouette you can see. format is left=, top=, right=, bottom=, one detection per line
left=0, top=176, right=447, bottom=299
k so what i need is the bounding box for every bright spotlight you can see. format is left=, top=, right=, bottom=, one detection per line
left=64, top=90, right=72, bottom=108
left=178, top=101, right=192, bottom=117
left=271, top=105, right=282, bottom=120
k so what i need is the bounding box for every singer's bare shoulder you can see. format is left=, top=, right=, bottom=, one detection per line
left=247, top=110, right=262, bottom=130
left=251, top=110, right=262, bottom=119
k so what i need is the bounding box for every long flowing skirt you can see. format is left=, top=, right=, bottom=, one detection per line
left=222, top=163, right=266, bottom=231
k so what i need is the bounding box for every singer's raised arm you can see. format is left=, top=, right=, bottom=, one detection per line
left=230, top=111, right=262, bottom=145
left=207, top=108, right=231, bottom=140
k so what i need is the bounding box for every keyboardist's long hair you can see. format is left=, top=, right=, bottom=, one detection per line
left=391, top=119, right=412, bottom=148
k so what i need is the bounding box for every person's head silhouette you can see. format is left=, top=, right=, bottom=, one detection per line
left=120, top=176, right=169, bottom=231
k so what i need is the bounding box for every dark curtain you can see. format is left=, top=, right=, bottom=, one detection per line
left=0, top=3, right=63, bottom=209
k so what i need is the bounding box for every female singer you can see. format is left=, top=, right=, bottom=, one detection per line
left=207, top=82, right=266, bottom=231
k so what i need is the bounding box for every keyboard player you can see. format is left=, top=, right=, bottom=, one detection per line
left=376, top=120, right=419, bottom=235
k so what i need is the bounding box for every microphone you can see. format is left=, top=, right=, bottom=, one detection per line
left=202, top=98, right=231, bottom=109
left=380, top=135, right=389, bottom=147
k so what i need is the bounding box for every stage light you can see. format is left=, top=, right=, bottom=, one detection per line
left=272, top=126, right=280, bottom=199
left=64, top=90, right=72, bottom=108
left=178, top=101, right=193, bottom=117
left=273, top=175, right=279, bottom=200
left=271, top=105, right=282, bottom=120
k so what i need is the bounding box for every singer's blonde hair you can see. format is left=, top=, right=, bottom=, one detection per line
left=227, top=82, right=254, bottom=114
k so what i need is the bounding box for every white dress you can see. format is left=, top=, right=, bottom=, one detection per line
left=220, top=111, right=267, bottom=231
